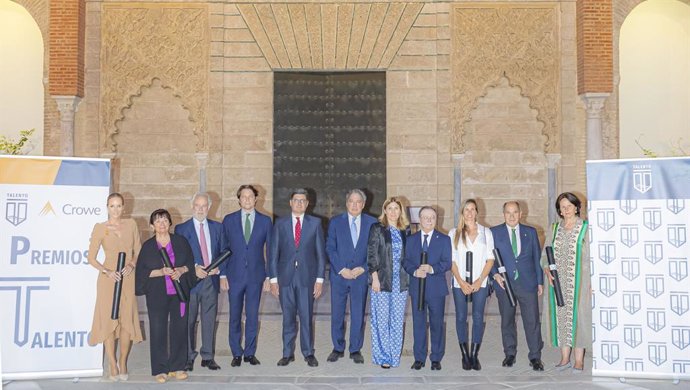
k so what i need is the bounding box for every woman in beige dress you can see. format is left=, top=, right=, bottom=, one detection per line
left=543, top=192, right=591, bottom=373
left=87, top=192, right=143, bottom=381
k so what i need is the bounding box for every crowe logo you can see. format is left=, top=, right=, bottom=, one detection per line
left=39, top=201, right=56, bottom=216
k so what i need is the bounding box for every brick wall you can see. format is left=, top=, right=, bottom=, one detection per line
left=577, top=0, right=614, bottom=94
left=49, top=0, right=84, bottom=97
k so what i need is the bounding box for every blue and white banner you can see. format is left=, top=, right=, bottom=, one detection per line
left=588, top=157, right=690, bottom=380
left=0, top=156, right=110, bottom=380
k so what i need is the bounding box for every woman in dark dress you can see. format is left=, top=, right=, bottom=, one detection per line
left=135, top=209, right=196, bottom=383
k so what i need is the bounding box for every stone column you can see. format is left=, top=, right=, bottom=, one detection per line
left=53, top=96, right=82, bottom=157
left=546, top=153, right=561, bottom=226
left=581, top=92, right=610, bottom=160
left=452, top=153, right=465, bottom=226
left=195, top=152, right=209, bottom=193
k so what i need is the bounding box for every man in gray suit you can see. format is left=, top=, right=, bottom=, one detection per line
left=175, top=193, right=224, bottom=371
left=269, top=188, right=326, bottom=367
left=490, top=201, right=544, bottom=371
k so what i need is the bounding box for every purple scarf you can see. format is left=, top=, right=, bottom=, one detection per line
left=157, top=241, right=186, bottom=317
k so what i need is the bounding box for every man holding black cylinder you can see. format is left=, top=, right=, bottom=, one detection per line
left=404, top=206, right=451, bottom=371
left=490, top=201, right=544, bottom=371
left=175, top=193, right=224, bottom=372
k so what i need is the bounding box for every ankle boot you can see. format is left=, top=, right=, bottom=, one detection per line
left=471, top=343, right=482, bottom=371
left=459, top=343, right=472, bottom=370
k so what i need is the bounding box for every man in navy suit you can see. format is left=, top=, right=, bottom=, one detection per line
left=404, top=206, right=452, bottom=371
left=325, top=189, right=376, bottom=364
left=269, top=188, right=326, bottom=367
left=175, top=192, right=224, bottom=371
left=490, top=201, right=544, bottom=371
left=220, top=184, right=272, bottom=367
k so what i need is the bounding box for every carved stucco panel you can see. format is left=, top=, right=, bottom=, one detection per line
left=451, top=4, right=560, bottom=154
left=101, top=4, right=208, bottom=152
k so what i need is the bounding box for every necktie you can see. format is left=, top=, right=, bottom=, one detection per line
left=199, top=222, right=210, bottom=267
left=511, top=228, right=519, bottom=280
left=350, top=217, right=358, bottom=247
left=423, top=234, right=429, bottom=252
left=511, top=228, right=518, bottom=257
left=294, top=216, right=301, bottom=248
left=244, top=213, right=251, bottom=243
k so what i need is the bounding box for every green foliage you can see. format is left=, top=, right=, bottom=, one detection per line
left=0, top=129, right=35, bottom=155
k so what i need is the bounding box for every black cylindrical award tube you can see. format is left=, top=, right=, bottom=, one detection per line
left=159, top=248, right=188, bottom=302
left=546, top=246, right=565, bottom=307
left=492, top=248, right=517, bottom=307
left=465, top=251, right=473, bottom=303
left=110, top=252, right=126, bottom=320
left=418, top=251, right=428, bottom=311
left=204, top=250, right=233, bottom=273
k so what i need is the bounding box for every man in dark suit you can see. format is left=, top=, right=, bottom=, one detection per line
left=325, top=189, right=376, bottom=364
left=220, top=184, right=272, bottom=367
left=490, top=201, right=544, bottom=371
left=404, top=206, right=452, bottom=371
left=269, top=188, right=326, bottom=367
left=175, top=193, right=224, bottom=371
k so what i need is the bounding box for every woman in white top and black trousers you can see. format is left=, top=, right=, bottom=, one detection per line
left=449, top=199, right=495, bottom=371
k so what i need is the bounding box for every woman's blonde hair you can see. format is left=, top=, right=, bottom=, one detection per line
left=378, top=197, right=409, bottom=230
left=453, top=199, right=478, bottom=249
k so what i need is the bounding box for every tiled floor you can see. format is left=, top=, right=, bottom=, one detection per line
left=2, top=313, right=685, bottom=389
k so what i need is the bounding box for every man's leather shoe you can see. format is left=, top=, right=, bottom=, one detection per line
left=305, top=355, right=319, bottom=367
left=327, top=350, right=344, bottom=362
left=502, top=355, right=515, bottom=367
left=411, top=361, right=425, bottom=370
left=184, top=360, right=194, bottom=372
left=201, top=359, right=221, bottom=370
left=243, top=356, right=261, bottom=365
left=277, top=356, right=295, bottom=366
left=431, top=361, right=442, bottom=370
left=231, top=357, right=242, bottom=367
left=350, top=351, right=364, bottom=364
left=530, top=358, right=544, bottom=371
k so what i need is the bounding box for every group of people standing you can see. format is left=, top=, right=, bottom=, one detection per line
left=86, top=186, right=591, bottom=383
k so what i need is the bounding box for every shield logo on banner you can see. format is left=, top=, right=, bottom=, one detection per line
left=669, top=258, right=689, bottom=282
left=625, top=359, right=644, bottom=372
left=622, top=258, right=641, bottom=281
left=600, top=308, right=618, bottom=331
left=623, top=291, right=642, bottom=314
left=592, top=324, right=597, bottom=343
left=600, top=275, right=617, bottom=297
left=621, top=225, right=639, bottom=248
left=624, top=325, right=643, bottom=348
left=642, top=209, right=662, bottom=231
left=671, top=293, right=690, bottom=316
left=598, top=242, right=616, bottom=264
left=672, top=327, right=690, bottom=350
left=644, top=242, right=663, bottom=264
left=633, top=168, right=653, bottom=194
left=597, top=209, right=615, bottom=231
left=668, top=225, right=687, bottom=248
left=619, top=199, right=638, bottom=215
left=646, top=275, right=664, bottom=298
left=667, top=199, right=685, bottom=214
left=601, top=342, right=620, bottom=364
left=5, top=198, right=28, bottom=226
left=673, top=361, right=690, bottom=373
left=648, top=344, right=667, bottom=366
left=647, top=309, right=666, bottom=332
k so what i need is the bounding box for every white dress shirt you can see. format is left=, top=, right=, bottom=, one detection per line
left=448, top=224, right=495, bottom=288
left=506, top=223, right=521, bottom=256
left=192, top=218, right=212, bottom=266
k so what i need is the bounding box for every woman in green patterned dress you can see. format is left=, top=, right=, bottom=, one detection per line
left=543, top=192, right=591, bottom=372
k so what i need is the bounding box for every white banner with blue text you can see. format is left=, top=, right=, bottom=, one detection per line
left=0, top=156, right=110, bottom=380
left=588, top=157, right=690, bottom=380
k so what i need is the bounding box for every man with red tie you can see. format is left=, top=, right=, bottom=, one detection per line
left=175, top=193, right=224, bottom=371
left=269, top=188, right=327, bottom=367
